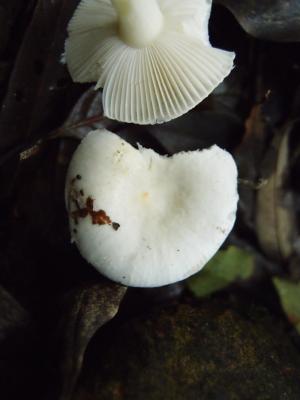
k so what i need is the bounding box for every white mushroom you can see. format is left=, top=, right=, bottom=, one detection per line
left=65, top=129, right=238, bottom=287
left=65, top=0, right=235, bottom=124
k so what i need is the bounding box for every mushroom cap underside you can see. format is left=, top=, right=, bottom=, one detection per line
left=65, top=0, right=235, bottom=124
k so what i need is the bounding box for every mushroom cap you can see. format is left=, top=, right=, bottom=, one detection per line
left=65, top=0, right=235, bottom=124
left=65, top=129, right=239, bottom=287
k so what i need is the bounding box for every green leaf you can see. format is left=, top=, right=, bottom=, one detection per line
left=187, top=246, right=255, bottom=298
left=273, top=277, right=300, bottom=333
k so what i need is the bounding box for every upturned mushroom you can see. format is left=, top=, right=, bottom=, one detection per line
left=65, top=0, right=235, bottom=124
left=65, top=129, right=238, bottom=287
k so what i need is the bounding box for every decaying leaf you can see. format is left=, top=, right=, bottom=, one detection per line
left=55, top=87, right=106, bottom=140
left=0, top=285, right=48, bottom=400
left=149, top=110, right=243, bottom=155
left=0, top=1, right=35, bottom=100
left=187, top=246, right=255, bottom=298
left=273, top=277, right=300, bottom=333
left=19, top=139, right=43, bottom=161
left=57, top=281, right=127, bottom=400
left=217, top=0, right=300, bottom=42
left=256, top=128, right=296, bottom=261
left=6, top=88, right=104, bottom=165
left=234, top=104, right=270, bottom=232
left=0, top=0, right=84, bottom=202
left=0, top=0, right=81, bottom=154
left=0, top=285, right=29, bottom=341
left=16, top=88, right=114, bottom=163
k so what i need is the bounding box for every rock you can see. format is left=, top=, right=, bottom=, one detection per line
left=73, top=299, right=300, bottom=400
left=217, top=0, right=300, bottom=42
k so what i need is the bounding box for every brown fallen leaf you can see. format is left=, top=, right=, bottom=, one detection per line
left=10, top=88, right=113, bottom=166
left=235, top=104, right=270, bottom=233
left=55, top=87, right=106, bottom=140
left=57, top=281, right=127, bottom=400
left=256, top=127, right=296, bottom=261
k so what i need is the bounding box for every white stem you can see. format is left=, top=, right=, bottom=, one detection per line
left=112, top=0, right=164, bottom=48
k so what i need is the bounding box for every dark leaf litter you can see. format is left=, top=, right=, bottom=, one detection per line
left=0, top=1, right=300, bottom=399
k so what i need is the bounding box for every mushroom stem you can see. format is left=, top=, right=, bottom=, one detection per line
left=112, top=0, right=164, bottom=48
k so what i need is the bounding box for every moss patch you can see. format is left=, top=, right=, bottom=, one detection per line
left=74, top=299, right=300, bottom=400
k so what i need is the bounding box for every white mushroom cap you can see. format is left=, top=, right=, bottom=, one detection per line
left=65, top=129, right=238, bottom=287
left=65, top=0, right=235, bottom=124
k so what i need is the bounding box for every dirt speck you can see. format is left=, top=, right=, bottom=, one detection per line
left=112, top=223, right=121, bottom=231
left=69, top=181, right=120, bottom=231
